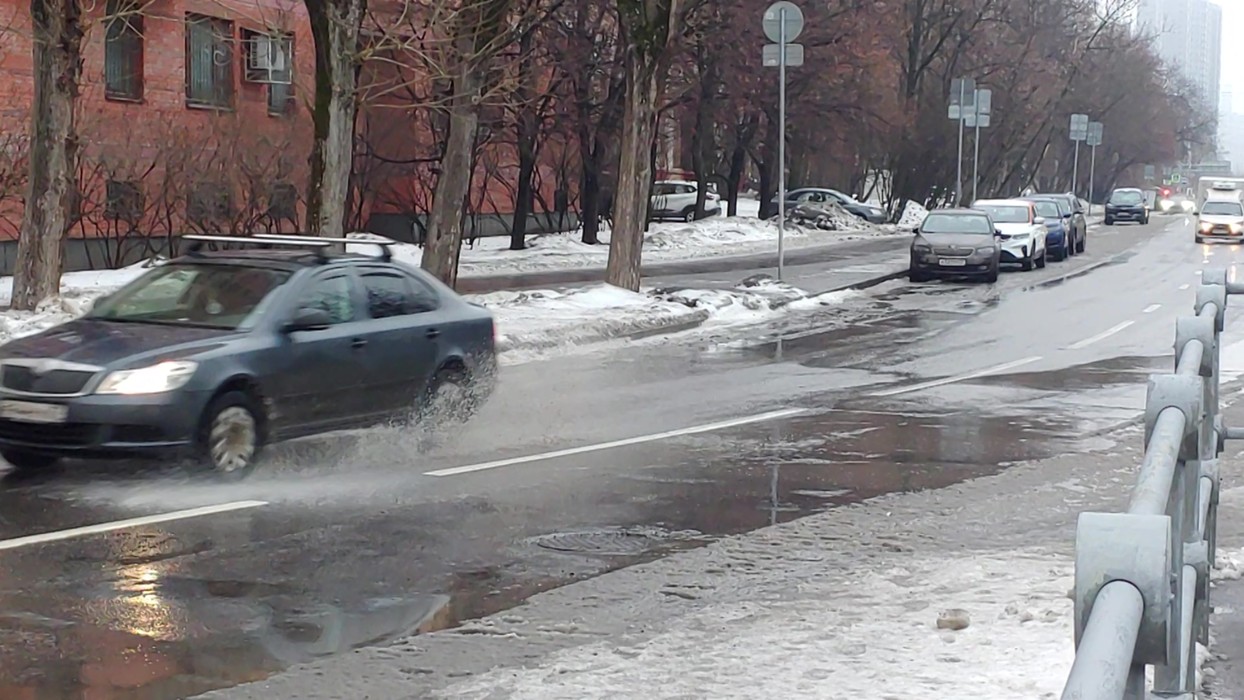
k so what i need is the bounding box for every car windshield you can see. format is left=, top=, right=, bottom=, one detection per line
left=89, top=263, right=293, bottom=330
left=921, top=213, right=993, bottom=235
left=1202, top=201, right=1244, bottom=217
left=975, top=205, right=1029, bottom=223
left=1110, top=191, right=1143, bottom=205
left=1029, top=200, right=1060, bottom=218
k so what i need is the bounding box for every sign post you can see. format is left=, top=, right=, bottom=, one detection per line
left=762, top=1, right=804, bottom=282
left=949, top=77, right=976, bottom=206
left=1086, top=122, right=1103, bottom=208
left=1070, top=114, right=1089, bottom=196
left=966, top=88, right=991, bottom=204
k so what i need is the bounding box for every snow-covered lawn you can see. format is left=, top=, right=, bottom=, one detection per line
left=356, top=203, right=902, bottom=278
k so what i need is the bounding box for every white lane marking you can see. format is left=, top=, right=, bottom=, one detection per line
left=425, top=409, right=806, bottom=477
left=0, top=500, right=268, bottom=552
left=869, top=356, right=1043, bottom=398
left=1143, top=304, right=1162, bottom=314
left=1180, top=284, right=1191, bottom=290
left=1067, top=321, right=1135, bottom=350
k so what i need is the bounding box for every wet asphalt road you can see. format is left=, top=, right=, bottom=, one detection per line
left=0, top=213, right=1241, bottom=698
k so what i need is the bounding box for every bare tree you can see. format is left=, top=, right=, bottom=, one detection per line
left=604, top=0, right=687, bottom=291
left=12, top=0, right=85, bottom=310
left=304, top=0, right=368, bottom=238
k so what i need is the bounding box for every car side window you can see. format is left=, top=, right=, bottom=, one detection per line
left=298, top=273, right=356, bottom=325
left=406, top=276, right=440, bottom=313
left=361, top=270, right=415, bottom=319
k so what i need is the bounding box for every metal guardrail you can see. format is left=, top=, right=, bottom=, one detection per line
left=1062, top=266, right=1237, bottom=699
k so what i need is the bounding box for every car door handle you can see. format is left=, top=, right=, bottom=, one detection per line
left=351, top=338, right=368, bottom=349
left=425, top=328, right=441, bottom=339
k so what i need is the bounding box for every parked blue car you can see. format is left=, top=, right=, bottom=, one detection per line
left=1025, top=197, right=1072, bottom=261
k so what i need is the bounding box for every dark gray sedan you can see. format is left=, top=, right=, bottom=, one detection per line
left=772, top=188, right=888, bottom=224
left=908, top=209, right=1001, bottom=283
left=0, top=235, right=497, bottom=479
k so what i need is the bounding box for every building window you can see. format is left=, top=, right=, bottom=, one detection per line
left=242, top=29, right=294, bottom=115
left=105, top=180, right=144, bottom=223
left=187, top=182, right=233, bottom=227
left=266, top=182, right=297, bottom=221
left=104, top=0, right=144, bottom=101
left=185, top=14, right=234, bottom=109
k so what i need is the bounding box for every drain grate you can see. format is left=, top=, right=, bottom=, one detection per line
left=526, top=526, right=700, bottom=556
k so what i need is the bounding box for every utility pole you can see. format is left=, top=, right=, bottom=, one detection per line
left=967, top=88, right=991, bottom=204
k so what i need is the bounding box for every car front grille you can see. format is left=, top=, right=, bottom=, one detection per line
left=932, top=246, right=974, bottom=256
left=0, top=420, right=100, bottom=447
left=1, top=366, right=96, bottom=395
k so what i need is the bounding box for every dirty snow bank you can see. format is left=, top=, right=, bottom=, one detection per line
left=437, top=550, right=1078, bottom=700
left=898, top=200, right=930, bottom=227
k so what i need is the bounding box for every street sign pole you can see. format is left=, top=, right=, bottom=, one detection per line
left=1069, top=114, right=1089, bottom=196
left=956, top=81, right=966, bottom=206
left=1072, top=141, right=1080, bottom=196
left=762, top=1, right=804, bottom=282
left=777, top=11, right=786, bottom=281
left=1087, top=122, right=1103, bottom=208
left=970, top=88, right=991, bottom=204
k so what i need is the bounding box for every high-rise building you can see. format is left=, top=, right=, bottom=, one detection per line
left=1136, top=0, right=1223, bottom=116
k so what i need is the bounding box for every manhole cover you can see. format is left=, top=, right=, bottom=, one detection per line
left=526, top=526, right=699, bottom=556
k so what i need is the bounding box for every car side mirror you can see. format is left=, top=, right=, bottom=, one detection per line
left=1033, top=217, right=1045, bottom=225
left=994, top=229, right=1003, bottom=237
left=911, top=226, right=921, bottom=234
left=283, top=307, right=332, bottom=333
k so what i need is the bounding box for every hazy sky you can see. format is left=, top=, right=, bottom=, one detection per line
left=1222, top=0, right=1241, bottom=96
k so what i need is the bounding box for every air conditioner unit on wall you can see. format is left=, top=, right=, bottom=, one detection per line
left=245, top=33, right=292, bottom=84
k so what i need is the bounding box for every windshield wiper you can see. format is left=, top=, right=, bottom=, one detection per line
left=92, top=316, right=233, bottom=331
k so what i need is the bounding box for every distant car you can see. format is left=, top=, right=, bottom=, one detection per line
left=1104, top=187, right=1150, bottom=225
left=1031, top=193, right=1086, bottom=255
left=1024, top=197, right=1072, bottom=261
left=0, top=235, right=497, bottom=479
left=1196, top=198, right=1244, bottom=244
left=971, top=198, right=1048, bottom=271
left=650, top=181, right=721, bottom=222
left=908, top=209, right=1001, bottom=283
left=773, top=188, right=888, bottom=224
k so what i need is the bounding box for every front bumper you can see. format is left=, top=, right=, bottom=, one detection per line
left=911, top=251, right=996, bottom=277
left=998, top=238, right=1036, bottom=263
left=1107, top=207, right=1147, bottom=221
left=1198, top=227, right=1244, bottom=239
left=0, top=389, right=212, bottom=458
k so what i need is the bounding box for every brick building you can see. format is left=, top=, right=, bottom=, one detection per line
left=0, top=0, right=575, bottom=272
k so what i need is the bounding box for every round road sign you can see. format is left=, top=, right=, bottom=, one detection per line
left=763, top=1, right=804, bottom=43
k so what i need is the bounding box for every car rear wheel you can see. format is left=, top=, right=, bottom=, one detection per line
left=418, top=369, right=480, bottom=431
left=0, top=448, right=59, bottom=474
left=683, top=208, right=696, bottom=223
left=196, top=391, right=262, bottom=480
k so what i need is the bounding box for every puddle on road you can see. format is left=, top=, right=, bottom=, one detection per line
left=977, top=355, right=1167, bottom=392
left=0, top=405, right=1113, bottom=699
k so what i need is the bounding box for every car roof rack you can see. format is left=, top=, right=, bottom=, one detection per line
left=182, top=234, right=334, bottom=261
left=253, top=234, right=393, bottom=263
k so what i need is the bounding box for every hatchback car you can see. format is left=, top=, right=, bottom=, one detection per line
left=650, top=181, right=721, bottom=222
left=1032, top=192, right=1086, bottom=254
left=909, top=209, right=1001, bottom=283
left=1024, top=197, right=1072, bottom=261
left=970, top=199, right=1048, bottom=271
left=1105, top=188, right=1149, bottom=225
left=0, top=235, right=497, bottom=478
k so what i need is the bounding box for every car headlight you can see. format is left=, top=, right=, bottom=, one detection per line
left=1200, top=222, right=1213, bottom=232
left=913, top=244, right=932, bottom=253
left=975, top=246, right=995, bottom=254
left=96, top=361, right=198, bottom=395
left=1232, top=223, right=1243, bottom=234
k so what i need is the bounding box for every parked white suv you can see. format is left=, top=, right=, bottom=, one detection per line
left=650, top=181, right=721, bottom=222
left=971, top=198, right=1049, bottom=271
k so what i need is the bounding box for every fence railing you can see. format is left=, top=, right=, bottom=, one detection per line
left=1062, top=266, right=1236, bottom=699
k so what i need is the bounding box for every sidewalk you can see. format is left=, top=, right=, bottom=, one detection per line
left=198, top=396, right=1229, bottom=699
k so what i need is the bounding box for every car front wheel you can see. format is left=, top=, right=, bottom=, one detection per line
left=197, top=391, right=263, bottom=480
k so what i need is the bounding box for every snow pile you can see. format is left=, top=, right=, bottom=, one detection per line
left=473, top=285, right=711, bottom=354
left=899, top=200, right=930, bottom=228
left=784, top=200, right=879, bottom=232
left=0, top=296, right=96, bottom=344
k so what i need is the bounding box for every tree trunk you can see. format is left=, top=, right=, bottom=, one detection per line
left=422, top=71, right=481, bottom=288
left=605, top=47, right=662, bottom=291
left=13, top=0, right=85, bottom=311
left=757, top=118, right=779, bottom=219
left=580, top=162, right=602, bottom=245
left=509, top=30, right=537, bottom=251
left=304, top=0, right=365, bottom=238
